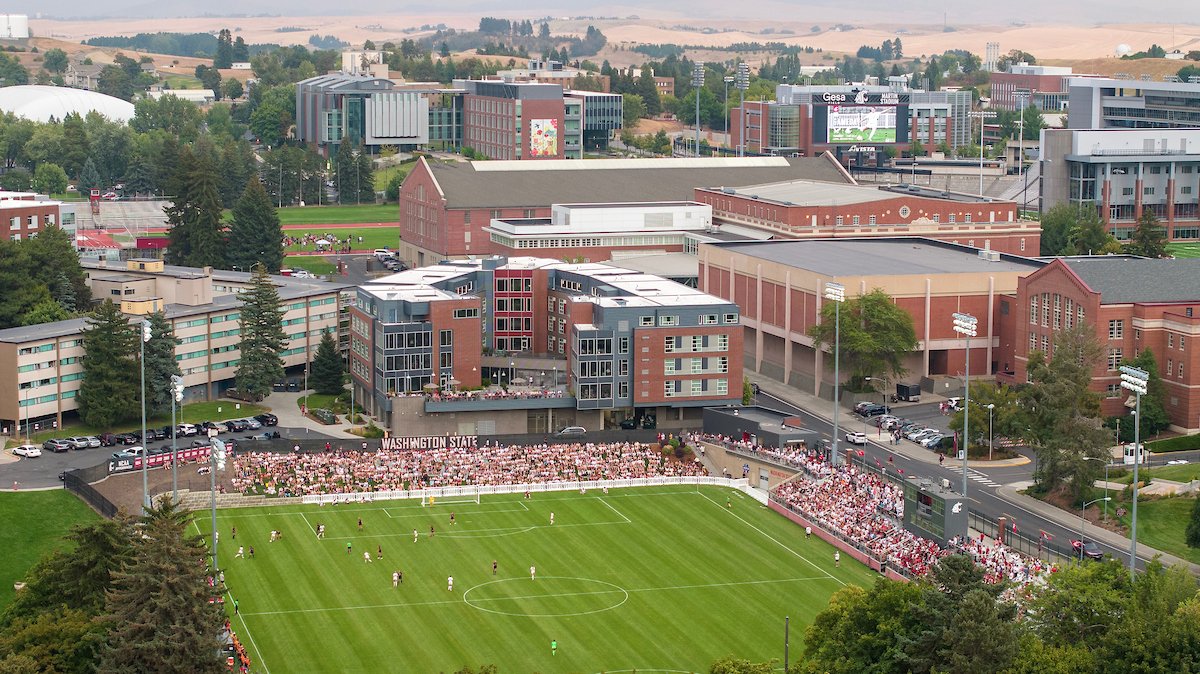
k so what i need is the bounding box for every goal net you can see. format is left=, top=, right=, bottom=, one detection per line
left=421, top=490, right=480, bottom=507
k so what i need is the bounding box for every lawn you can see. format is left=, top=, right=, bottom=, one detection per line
left=1167, top=243, right=1200, bottom=259
left=0, top=491, right=100, bottom=610
left=5, top=401, right=267, bottom=447
left=283, top=226, right=398, bottom=254
left=1116, top=497, right=1200, bottom=565
left=276, top=204, right=398, bottom=226
left=373, top=162, right=416, bottom=192
left=1110, top=463, right=1200, bottom=485
left=284, top=255, right=336, bottom=275
left=203, top=485, right=870, bottom=673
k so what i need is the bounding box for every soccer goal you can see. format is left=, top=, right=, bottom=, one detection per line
left=421, top=490, right=480, bottom=506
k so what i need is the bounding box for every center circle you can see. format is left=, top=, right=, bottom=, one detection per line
left=462, top=576, right=629, bottom=618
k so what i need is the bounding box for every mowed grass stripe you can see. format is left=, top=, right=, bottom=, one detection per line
left=203, top=486, right=872, bottom=672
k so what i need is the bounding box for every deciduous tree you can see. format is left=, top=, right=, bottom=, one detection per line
left=1125, top=210, right=1168, bottom=258
left=807, top=288, right=919, bottom=386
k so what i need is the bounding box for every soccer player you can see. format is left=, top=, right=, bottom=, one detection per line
left=413, top=529, right=419, bottom=543
left=726, top=497, right=732, bottom=508
left=231, top=526, right=236, bottom=540
left=358, top=517, right=363, bottom=531
left=549, top=512, right=554, bottom=525
left=235, top=546, right=244, bottom=559
left=492, top=560, right=498, bottom=575
left=449, top=512, right=456, bottom=526
left=834, top=551, right=840, bottom=567
left=524, top=490, right=531, bottom=500
left=248, top=546, right=255, bottom=558
left=551, top=639, right=557, bottom=656
left=447, top=576, right=454, bottom=592
left=346, top=542, right=352, bottom=555
left=377, top=545, right=383, bottom=560
left=530, top=565, right=536, bottom=580
left=364, top=551, right=372, bottom=563
left=392, top=571, right=399, bottom=588
left=805, top=526, right=811, bottom=539
left=269, top=530, right=278, bottom=542
left=398, top=569, right=403, bottom=584
left=430, top=525, right=435, bottom=538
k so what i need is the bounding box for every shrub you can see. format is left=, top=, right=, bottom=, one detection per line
left=1146, top=435, right=1200, bottom=453
left=310, top=408, right=337, bottom=425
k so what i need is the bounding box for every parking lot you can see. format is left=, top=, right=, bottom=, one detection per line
left=853, top=401, right=955, bottom=450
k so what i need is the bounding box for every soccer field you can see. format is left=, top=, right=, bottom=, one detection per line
left=202, top=485, right=872, bottom=673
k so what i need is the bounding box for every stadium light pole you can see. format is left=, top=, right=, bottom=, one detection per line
left=692, top=62, right=706, bottom=158
left=723, top=75, right=734, bottom=152
left=736, top=63, right=750, bottom=156
left=952, top=312, right=977, bottom=499
left=210, top=435, right=226, bottom=573
left=170, top=374, right=184, bottom=502
left=140, top=318, right=152, bottom=512
left=968, top=110, right=997, bottom=196
left=1120, top=364, right=1148, bottom=579
left=824, top=282, right=845, bottom=466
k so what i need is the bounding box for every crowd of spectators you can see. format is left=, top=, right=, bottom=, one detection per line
left=426, top=388, right=566, bottom=402
left=688, top=433, right=825, bottom=474
left=282, top=232, right=360, bottom=253
left=231, top=441, right=705, bottom=497
left=950, top=535, right=1056, bottom=586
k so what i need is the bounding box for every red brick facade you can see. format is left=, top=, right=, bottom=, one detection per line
left=463, top=94, right=564, bottom=161
left=0, top=202, right=60, bottom=242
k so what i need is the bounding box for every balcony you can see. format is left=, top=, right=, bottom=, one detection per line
left=424, top=391, right=577, bottom=413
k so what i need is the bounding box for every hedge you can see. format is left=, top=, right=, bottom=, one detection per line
left=1147, top=434, right=1200, bottom=453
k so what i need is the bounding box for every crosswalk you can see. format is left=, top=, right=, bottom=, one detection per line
left=967, top=469, right=999, bottom=488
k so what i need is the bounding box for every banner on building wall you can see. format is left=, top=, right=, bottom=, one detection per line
left=381, top=435, right=478, bottom=450
left=530, top=118, right=559, bottom=157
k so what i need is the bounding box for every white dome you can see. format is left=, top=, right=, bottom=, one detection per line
left=1116, top=44, right=1132, bottom=56
left=0, top=85, right=135, bottom=124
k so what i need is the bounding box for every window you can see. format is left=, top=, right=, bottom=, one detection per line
left=1108, top=348, right=1122, bottom=371
left=835, top=216, right=844, bottom=226
left=852, top=215, right=860, bottom=226
left=618, top=337, right=629, bottom=354
left=1180, top=336, right=1186, bottom=352
left=452, top=308, right=479, bottom=319
left=440, top=330, right=452, bottom=347
left=1144, top=186, right=1155, bottom=196
left=1106, top=383, right=1121, bottom=398
left=618, top=382, right=629, bottom=399
left=1168, top=358, right=1174, bottom=375
left=658, top=315, right=678, bottom=327
left=1030, top=295, right=1038, bottom=324
left=723, top=313, right=738, bottom=324
left=1041, top=293, right=1050, bottom=327
left=1134, top=328, right=1142, bottom=340
left=700, top=314, right=717, bottom=325
left=868, top=215, right=876, bottom=225
left=1168, top=333, right=1174, bottom=349
left=1108, top=319, right=1123, bottom=339
left=1179, top=363, right=1185, bottom=378
left=1053, top=294, right=1061, bottom=330
left=640, top=316, right=654, bottom=326
left=1029, top=332, right=1037, bottom=351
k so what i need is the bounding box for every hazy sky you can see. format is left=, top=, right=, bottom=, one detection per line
left=18, top=0, right=1199, bottom=23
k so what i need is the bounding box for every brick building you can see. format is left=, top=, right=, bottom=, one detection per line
left=694, top=180, right=1040, bottom=255
left=0, top=195, right=60, bottom=242
left=1005, top=257, right=1200, bottom=431
left=352, top=256, right=743, bottom=433
left=396, top=155, right=851, bottom=266
left=461, top=80, right=565, bottom=161
left=990, top=64, right=1075, bottom=112
left=698, top=238, right=1045, bottom=397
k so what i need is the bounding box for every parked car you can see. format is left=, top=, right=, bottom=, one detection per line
left=11, top=445, right=41, bottom=458
left=114, top=433, right=139, bottom=445
left=64, top=436, right=92, bottom=450
left=98, top=433, right=120, bottom=447
left=845, top=431, right=868, bottom=445
left=373, top=248, right=394, bottom=259
left=853, top=401, right=876, bottom=415
left=254, top=413, right=278, bottom=427
left=83, top=436, right=102, bottom=448
left=907, top=427, right=936, bottom=442
left=921, top=434, right=946, bottom=449
left=43, top=438, right=72, bottom=453
left=242, top=418, right=262, bottom=430
left=862, top=404, right=891, bottom=417
left=618, top=417, right=638, bottom=429
left=199, top=421, right=219, bottom=433
left=556, top=426, right=587, bottom=436
left=946, top=397, right=963, bottom=411
left=224, top=419, right=248, bottom=432
left=177, top=423, right=198, bottom=437
left=1072, top=539, right=1104, bottom=561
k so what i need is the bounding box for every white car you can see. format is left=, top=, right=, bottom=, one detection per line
left=177, top=423, right=198, bottom=437
left=1167, top=459, right=1190, bottom=466
left=291, top=269, right=314, bottom=279
left=83, top=436, right=102, bottom=448
left=921, top=434, right=945, bottom=448
left=11, top=445, right=41, bottom=458
left=846, top=431, right=868, bottom=445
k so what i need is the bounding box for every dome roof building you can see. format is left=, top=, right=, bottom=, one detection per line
left=0, top=85, right=135, bottom=123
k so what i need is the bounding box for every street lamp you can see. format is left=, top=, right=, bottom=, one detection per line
left=911, top=160, right=918, bottom=185
left=170, top=374, right=184, bottom=501
left=967, top=110, right=997, bottom=196
left=824, top=282, right=845, bottom=465
left=692, top=62, right=706, bottom=158
left=987, top=403, right=995, bottom=462
left=1079, top=496, right=1111, bottom=559
left=1120, top=364, right=1149, bottom=579
left=723, top=75, right=735, bottom=152
left=1083, top=456, right=1110, bottom=522
left=210, top=435, right=226, bottom=572
left=509, top=360, right=516, bottom=387
left=952, top=312, right=977, bottom=499
left=139, top=318, right=152, bottom=512
left=735, top=63, right=750, bottom=156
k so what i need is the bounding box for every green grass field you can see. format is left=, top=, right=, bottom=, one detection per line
left=204, top=486, right=869, bottom=672
left=283, top=227, right=398, bottom=254
left=0, top=491, right=100, bottom=610
left=1167, top=243, right=1200, bottom=259
left=276, top=204, right=397, bottom=226
left=283, top=255, right=336, bottom=275
left=1117, top=497, right=1200, bottom=565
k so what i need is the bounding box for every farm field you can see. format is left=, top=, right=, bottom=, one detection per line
left=204, top=485, right=870, bottom=673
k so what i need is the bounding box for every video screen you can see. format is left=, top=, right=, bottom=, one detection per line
left=826, top=105, right=898, bottom=144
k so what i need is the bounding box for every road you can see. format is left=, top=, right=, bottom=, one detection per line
left=755, top=390, right=1140, bottom=566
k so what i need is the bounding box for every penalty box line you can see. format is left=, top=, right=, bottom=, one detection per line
left=240, top=575, right=831, bottom=618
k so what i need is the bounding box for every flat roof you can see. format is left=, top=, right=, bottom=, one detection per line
left=0, top=317, right=91, bottom=344
left=1060, top=257, right=1200, bottom=304
left=713, top=238, right=1045, bottom=277
left=707, top=179, right=999, bottom=206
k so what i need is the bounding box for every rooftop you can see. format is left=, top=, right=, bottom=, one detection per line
left=705, top=179, right=1000, bottom=206
left=422, top=156, right=851, bottom=209
left=712, top=238, right=1045, bottom=277
left=1060, top=257, right=1200, bottom=304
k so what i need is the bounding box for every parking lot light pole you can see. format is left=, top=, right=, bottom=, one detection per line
left=171, top=375, right=184, bottom=501
left=952, top=312, right=977, bottom=500
left=140, top=318, right=152, bottom=512
left=825, top=282, right=845, bottom=466
left=1120, top=365, right=1148, bottom=579
left=1080, top=497, right=1111, bottom=558
left=210, top=436, right=225, bottom=572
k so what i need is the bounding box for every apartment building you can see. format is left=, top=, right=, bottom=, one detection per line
left=0, top=258, right=351, bottom=433
left=0, top=192, right=59, bottom=242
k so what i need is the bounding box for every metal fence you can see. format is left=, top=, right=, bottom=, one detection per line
left=63, top=465, right=119, bottom=519
left=968, top=511, right=1075, bottom=565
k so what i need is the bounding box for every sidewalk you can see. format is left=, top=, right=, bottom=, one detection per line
left=747, top=372, right=1198, bottom=573
left=261, top=391, right=365, bottom=439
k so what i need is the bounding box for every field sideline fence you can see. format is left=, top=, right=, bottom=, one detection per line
left=299, top=476, right=760, bottom=506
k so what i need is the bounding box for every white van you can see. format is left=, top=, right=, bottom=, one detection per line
left=373, top=248, right=394, bottom=260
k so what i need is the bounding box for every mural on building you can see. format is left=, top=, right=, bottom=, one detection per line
left=530, top=119, right=559, bottom=157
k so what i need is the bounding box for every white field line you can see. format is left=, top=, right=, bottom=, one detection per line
left=597, top=497, right=632, bottom=524
left=190, top=519, right=270, bottom=674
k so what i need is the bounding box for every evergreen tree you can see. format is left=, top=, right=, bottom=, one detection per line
left=77, top=300, right=138, bottom=429
left=1124, top=348, right=1171, bottom=437
left=165, top=148, right=226, bottom=268
left=0, top=240, right=52, bottom=330
left=214, top=28, right=234, bottom=69
left=227, top=177, right=284, bottom=273
left=310, top=330, right=345, bottom=396
left=637, top=65, right=662, bottom=116
left=60, top=113, right=90, bottom=178
left=232, top=36, right=249, bottom=62
left=78, top=157, right=103, bottom=193
left=99, top=500, right=226, bottom=673
left=234, top=266, right=287, bottom=399
left=1126, top=211, right=1168, bottom=258
left=334, top=138, right=357, bottom=205
left=219, top=139, right=254, bottom=209
left=28, top=223, right=91, bottom=310
left=122, top=154, right=156, bottom=196
left=354, top=147, right=375, bottom=204
left=142, top=311, right=182, bottom=418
